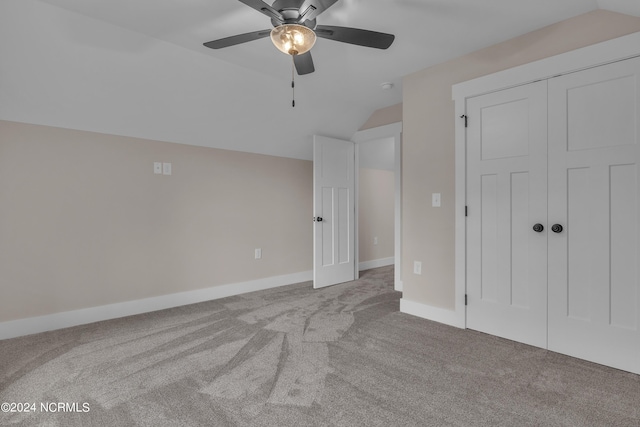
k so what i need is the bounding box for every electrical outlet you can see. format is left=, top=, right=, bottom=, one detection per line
left=413, top=261, right=422, bottom=275
left=254, top=248, right=262, bottom=259
left=154, top=162, right=162, bottom=174
left=162, top=162, right=172, bottom=175
left=374, top=236, right=378, bottom=245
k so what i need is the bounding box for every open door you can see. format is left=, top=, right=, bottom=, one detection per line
left=313, top=135, right=356, bottom=288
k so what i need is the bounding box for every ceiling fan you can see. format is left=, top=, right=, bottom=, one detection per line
left=203, top=0, right=395, bottom=75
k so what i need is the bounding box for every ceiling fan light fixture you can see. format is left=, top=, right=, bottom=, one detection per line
left=270, top=24, right=316, bottom=56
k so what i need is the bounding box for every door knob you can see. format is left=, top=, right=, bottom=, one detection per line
left=313, top=217, right=323, bottom=222
left=551, top=224, right=563, bottom=233
left=533, top=223, right=544, bottom=232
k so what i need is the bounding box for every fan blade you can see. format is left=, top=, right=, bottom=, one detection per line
left=203, top=29, right=271, bottom=49
left=297, top=0, right=339, bottom=23
left=293, top=51, right=315, bottom=75
left=237, top=0, right=284, bottom=23
left=315, top=25, right=395, bottom=49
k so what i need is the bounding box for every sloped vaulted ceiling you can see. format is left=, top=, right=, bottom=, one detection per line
left=597, top=0, right=640, bottom=16
left=1, top=0, right=639, bottom=160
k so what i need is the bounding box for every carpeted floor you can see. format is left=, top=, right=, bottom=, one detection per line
left=1, top=266, right=639, bottom=426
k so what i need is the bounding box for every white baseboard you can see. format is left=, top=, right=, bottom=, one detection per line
left=359, top=257, right=394, bottom=271
left=0, top=270, right=313, bottom=340
left=400, top=298, right=465, bottom=329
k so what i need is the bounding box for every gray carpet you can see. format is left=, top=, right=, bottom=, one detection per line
left=1, top=266, right=639, bottom=426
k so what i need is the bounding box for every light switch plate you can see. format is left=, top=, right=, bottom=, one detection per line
left=154, top=162, right=162, bottom=174
left=162, top=162, right=172, bottom=176
left=432, top=193, right=441, bottom=207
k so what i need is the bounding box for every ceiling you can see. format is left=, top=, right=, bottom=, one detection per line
left=2, top=0, right=640, bottom=160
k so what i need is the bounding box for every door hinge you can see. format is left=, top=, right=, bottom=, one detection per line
left=465, top=206, right=468, bottom=217
left=460, top=114, right=468, bottom=128
left=465, top=294, right=468, bottom=306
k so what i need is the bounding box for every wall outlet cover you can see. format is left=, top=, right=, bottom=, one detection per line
left=413, top=261, right=422, bottom=275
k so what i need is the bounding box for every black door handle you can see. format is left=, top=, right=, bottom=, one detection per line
left=551, top=224, right=563, bottom=233
left=533, top=223, right=544, bottom=233
left=313, top=217, right=323, bottom=222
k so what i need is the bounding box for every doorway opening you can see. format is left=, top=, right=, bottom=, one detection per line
left=353, top=122, right=402, bottom=291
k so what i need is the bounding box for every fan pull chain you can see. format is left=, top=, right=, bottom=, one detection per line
left=291, top=55, right=295, bottom=108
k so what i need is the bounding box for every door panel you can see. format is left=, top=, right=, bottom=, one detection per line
left=313, top=135, right=355, bottom=288
left=320, top=187, right=334, bottom=266
left=610, top=164, right=638, bottom=330
left=566, top=167, right=591, bottom=321
left=567, top=74, right=636, bottom=151
left=479, top=174, right=498, bottom=302
left=511, top=171, right=531, bottom=308
left=466, top=80, right=548, bottom=348
left=547, top=57, right=640, bottom=374
left=480, top=98, right=530, bottom=159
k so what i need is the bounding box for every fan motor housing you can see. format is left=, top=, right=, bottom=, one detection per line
left=270, top=0, right=317, bottom=28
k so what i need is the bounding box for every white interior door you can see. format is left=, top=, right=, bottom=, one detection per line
left=313, top=135, right=356, bottom=289
left=547, top=57, right=640, bottom=374
left=466, top=80, right=548, bottom=348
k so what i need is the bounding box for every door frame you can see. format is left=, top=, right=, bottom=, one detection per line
left=352, top=122, right=403, bottom=291
left=452, top=31, right=640, bottom=329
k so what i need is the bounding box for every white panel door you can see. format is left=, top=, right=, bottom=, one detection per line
left=313, top=135, right=356, bottom=289
left=548, top=57, right=640, bottom=374
left=466, top=81, right=548, bottom=348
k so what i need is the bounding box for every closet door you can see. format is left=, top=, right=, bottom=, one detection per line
left=466, top=80, right=548, bottom=348
left=548, top=57, right=640, bottom=374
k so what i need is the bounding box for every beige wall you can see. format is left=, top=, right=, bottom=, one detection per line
left=402, top=10, right=640, bottom=309
left=358, top=168, right=394, bottom=263
left=359, top=103, right=402, bottom=131
left=0, top=120, right=312, bottom=322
